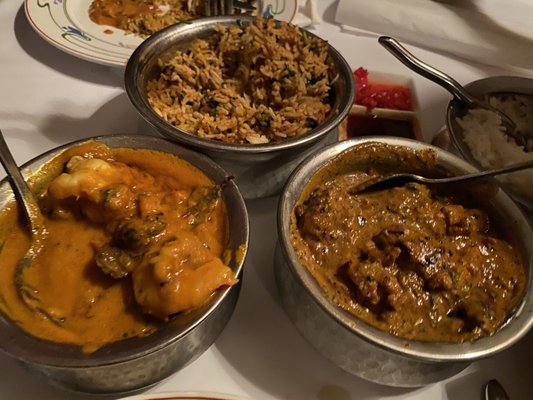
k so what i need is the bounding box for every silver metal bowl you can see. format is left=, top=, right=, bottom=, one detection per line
left=0, top=134, right=249, bottom=394
left=446, top=75, right=533, bottom=209
left=275, top=136, right=533, bottom=387
left=124, top=16, right=354, bottom=199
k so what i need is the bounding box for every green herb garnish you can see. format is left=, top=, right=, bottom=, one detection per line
left=207, top=98, right=219, bottom=109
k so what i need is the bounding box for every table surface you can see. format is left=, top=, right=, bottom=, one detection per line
left=0, top=1, right=531, bottom=399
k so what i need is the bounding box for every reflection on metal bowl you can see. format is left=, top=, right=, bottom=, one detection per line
left=124, top=16, right=354, bottom=199
left=0, top=134, right=249, bottom=394
left=275, top=137, right=533, bottom=387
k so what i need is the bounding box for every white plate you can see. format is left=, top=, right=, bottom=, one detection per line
left=118, top=392, right=248, bottom=400
left=24, top=0, right=298, bottom=67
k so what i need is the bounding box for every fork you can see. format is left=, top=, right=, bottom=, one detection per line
left=204, top=0, right=257, bottom=16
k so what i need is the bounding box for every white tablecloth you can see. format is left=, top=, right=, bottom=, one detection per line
left=0, top=1, right=531, bottom=399
left=335, top=0, right=533, bottom=73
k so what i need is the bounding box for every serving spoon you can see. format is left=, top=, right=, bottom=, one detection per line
left=485, top=379, right=510, bottom=400
left=0, top=130, right=63, bottom=325
left=378, top=36, right=525, bottom=147
left=350, top=158, right=533, bottom=194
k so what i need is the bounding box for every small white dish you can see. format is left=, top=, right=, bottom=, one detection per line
left=24, top=0, right=298, bottom=67
left=338, top=69, right=423, bottom=141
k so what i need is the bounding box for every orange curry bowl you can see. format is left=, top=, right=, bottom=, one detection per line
left=0, top=134, right=249, bottom=394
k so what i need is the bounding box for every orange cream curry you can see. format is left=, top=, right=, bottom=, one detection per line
left=0, top=141, right=236, bottom=351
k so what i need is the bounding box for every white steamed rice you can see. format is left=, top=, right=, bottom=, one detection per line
left=458, top=96, right=533, bottom=202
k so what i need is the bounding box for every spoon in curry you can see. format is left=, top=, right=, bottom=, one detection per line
left=351, top=159, right=533, bottom=194
left=378, top=36, right=525, bottom=147
left=0, top=130, right=63, bottom=325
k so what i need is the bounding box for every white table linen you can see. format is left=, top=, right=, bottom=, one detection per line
left=335, top=0, right=533, bottom=73
left=0, top=1, right=531, bottom=399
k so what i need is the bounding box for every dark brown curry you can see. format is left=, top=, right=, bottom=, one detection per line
left=291, top=142, right=526, bottom=342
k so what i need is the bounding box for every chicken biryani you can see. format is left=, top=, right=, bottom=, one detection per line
left=146, top=18, right=333, bottom=144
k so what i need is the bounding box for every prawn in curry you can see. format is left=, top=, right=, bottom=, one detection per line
left=0, top=141, right=237, bottom=351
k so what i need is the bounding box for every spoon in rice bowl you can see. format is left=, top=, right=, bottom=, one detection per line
left=378, top=36, right=525, bottom=147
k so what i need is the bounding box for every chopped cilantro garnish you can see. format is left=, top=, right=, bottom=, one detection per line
left=283, top=65, right=295, bottom=78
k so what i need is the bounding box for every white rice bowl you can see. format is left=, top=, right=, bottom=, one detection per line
left=458, top=107, right=533, bottom=202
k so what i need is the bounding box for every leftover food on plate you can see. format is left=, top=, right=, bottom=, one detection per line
left=290, top=142, right=526, bottom=342
left=459, top=93, right=533, bottom=201
left=0, top=141, right=236, bottom=352
left=146, top=18, right=332, bottom=144
left=89, top=0, right=203, bottom=37
left=25, top=0, right=297, bottom=68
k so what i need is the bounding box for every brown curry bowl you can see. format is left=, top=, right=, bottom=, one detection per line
left=0, top=134, right=249, bottom=394
left=124, top=16, right=354, bottom=199
left=275, top=136, right=533, bottom=387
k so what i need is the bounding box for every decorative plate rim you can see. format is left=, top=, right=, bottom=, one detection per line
left=24, top=0, right=299, bottom=68
left=118, top=391, right=250, bottom=400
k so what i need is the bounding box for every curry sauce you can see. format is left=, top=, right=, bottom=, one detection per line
left=89, top=0, right=202, bottom=37
left=291, top=143, right=526, bottom=342
left=0, top=141, right=236, bottom=351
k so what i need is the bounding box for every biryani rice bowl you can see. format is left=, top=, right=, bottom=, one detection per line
left=145, top=18, right=332, bottom=146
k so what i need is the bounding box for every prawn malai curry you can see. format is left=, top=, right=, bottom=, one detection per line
left=291, top=142, right=526, bottom=342
left=0, top=141, right=237, bottom=351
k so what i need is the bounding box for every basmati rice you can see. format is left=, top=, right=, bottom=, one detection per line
left=145, top=18, right=332, bottom=145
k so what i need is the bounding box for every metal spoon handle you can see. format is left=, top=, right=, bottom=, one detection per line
left=0, top=131, right=60, bottom=324
left=354, top=159, right=533, bottom=193
left=378, top=36, right=477, bottom=107
left=485, top=379, right=510, bottom=400
left=439, top=159, right=533, bottom=184
left=0, top=130, right=40, bottom=228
